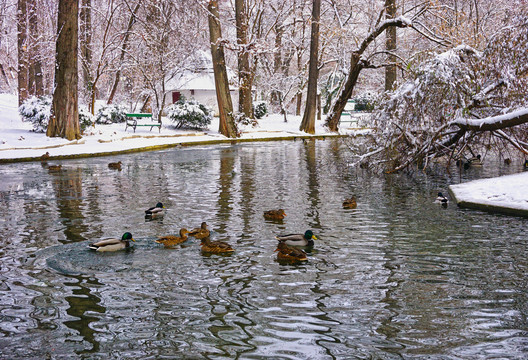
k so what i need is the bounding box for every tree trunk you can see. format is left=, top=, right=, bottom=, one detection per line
left=235, top=0, right=253, bottom=118
left=80, top=0, right=92, bottom=100
left=325, top=17, right=411, bottom=132
left=270, top=23, right=283, bottom=107
left=107, top=3, right=141, bottom=105
left=384, top=0, right=397, bottom=91
left=325, top=53, right=362, bottom=131
left=17, top=0, right=29, bottom=106
left=296, top=92, right=302, bottom=116
left=47, top=0, right=80, bottom=140
left=28, top=0, right=43, bottom=96
left=208, top=0, right=238, bottom=138
left=299, top=0, right=321, bottom=134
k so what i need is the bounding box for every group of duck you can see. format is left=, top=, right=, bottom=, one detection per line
left=88, top=202, right=324, bottom=263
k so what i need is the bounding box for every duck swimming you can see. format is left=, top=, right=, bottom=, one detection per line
left=108, top=161, right=122, bottom=171
left=200, top=237, right=234, bottom=254
left=263, top=209, right=286, bottom=220
left=275, top=242, right=308, bottom=262
left=188, top=222, right=210, bottom=240
left=145, top=202, right=165, bottom=217
left=88, top=232, right=135, bottom=252
left=435, top=192, right=448, bottom=206
left=155, top=228, right=190, bottom=247
left=342, top=197, right=357, bottom=209
left=275, top=230, right=317, bottom=247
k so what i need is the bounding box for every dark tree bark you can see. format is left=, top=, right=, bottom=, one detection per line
left=208, top=0, right=238, bottom=138
left=325, top=17, right=410, bottom=132
left=235, top=0, right=253, bottom=118
left=47, top=0, right=80, bottom=140
left=384, top=0, right=397, bottom=91
left=17, top=0, right=29, bottom=106
left=79, top=0, right=92, bottom=99
left=299, top=0, right=321, bottom=134
left=28, top=0, right=43, bottom=96
left=107, top=3, right=141, bottom=105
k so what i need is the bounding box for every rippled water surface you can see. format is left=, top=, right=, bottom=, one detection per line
left=0, top=139, right=527, bottom=359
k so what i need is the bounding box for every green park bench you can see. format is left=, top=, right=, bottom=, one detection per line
left=340, top=111, right=358, bottom=128
left=125, top=113, right=161, bottom=133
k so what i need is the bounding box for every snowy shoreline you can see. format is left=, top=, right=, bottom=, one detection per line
left=2, top=93, right=527, bottom=218
left=0, top=93, right=365, bottom=163
left=449, top=172, right=528, bottom=218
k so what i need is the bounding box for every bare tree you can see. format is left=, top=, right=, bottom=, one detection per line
left=235, top=0, right=253, bottom=119
left=47, top=0, right=80, bottom=140
left=79, top=0, right=92, bottom=100
left=208, top=0, right=238, bottom=138
left=299, top=0, right=320, bottom=134
left=17, top=0, right=28, bottom=105
left=107, top=2, right=141, bottom=105
left=384, top=0, right=396, bottom=91
left=349, top=11, right=528, bottom=173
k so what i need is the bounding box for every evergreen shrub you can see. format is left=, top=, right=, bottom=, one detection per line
left=166, top=99, right=212, bottom=129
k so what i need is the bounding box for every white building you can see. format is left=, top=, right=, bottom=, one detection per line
left=165, top=51, right=239, bottom=116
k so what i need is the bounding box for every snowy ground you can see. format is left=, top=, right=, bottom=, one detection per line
left=449, top=172, right=528, bottom=217
left=0, top=93, right=368, bottom=161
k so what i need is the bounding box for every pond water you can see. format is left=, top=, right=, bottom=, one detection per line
left=0, top=139, right=527, bottom=359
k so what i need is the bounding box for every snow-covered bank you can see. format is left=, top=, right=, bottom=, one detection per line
left=0, top=93, right=368, bottom=162
left=449, top=172, right=528, bottom=217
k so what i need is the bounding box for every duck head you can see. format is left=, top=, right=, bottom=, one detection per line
left=304, top=230, right=317, bottom=241
left=122, top=232, right=135, bottom=242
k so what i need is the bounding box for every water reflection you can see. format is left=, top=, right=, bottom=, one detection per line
left=0, top=141, right=527, bottom=359
left=63, top=275, right=104, bottom=354
left=50, top=167, right=88, bottom=242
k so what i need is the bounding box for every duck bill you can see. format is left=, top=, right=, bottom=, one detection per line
left=131, top=238, right=136, bottom=242
left=312, top=236, right=317, bottom=240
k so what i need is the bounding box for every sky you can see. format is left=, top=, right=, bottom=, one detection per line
left=1, top=92, right=527, bottom=215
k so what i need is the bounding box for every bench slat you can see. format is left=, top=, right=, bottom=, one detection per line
left=125, top=113, right=160, bottom=133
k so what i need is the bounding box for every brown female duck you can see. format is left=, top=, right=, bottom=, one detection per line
left=275, top=242, right=307, bottom=262
left=155, top=228, right=190, bottom=247
left=200, top=237, right=234, bottom=254
left=188, top=222, right=210, bottom=240
left=264, top=209, right=286, bottom=220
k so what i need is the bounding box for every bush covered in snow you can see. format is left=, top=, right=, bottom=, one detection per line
left=253, top=101, right=267, bottom=119
left=354, top=92, right=376, bottom=112
left=79, top=108, right=94, bottom=133
left=166, top=99, right=212, bottom=129
left=236, top=113, right=258, bottom=127
left=19, top=96, right=52, bottom=133
left=95, top=104, right=128, bottom=124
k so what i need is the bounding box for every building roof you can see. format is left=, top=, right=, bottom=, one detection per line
left=165, top=50, right=237, bottom=91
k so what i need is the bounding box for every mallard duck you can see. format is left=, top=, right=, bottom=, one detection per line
left=108, top=161, right=122, bottom=171
left=48, top=164, right=62, bottom=171
left=275, top=242, right=307, bottom=262
left=342, top=197, right=357, bottom=209
left=524, top=159, right=528, bottom=169
left=188, top=222, right=210, bottom=240
left=40, top=152, right=50, bottom=161
left=200, top=237, right=234, bottom=254
left=88, top=232, right=135, bottom=252
left=275, top=230, right=317, bottom=247
left=263, top=209, right=286, bottom=220
left=468, top=154, right=483, bottom=166
left=155, top=228, right=190, bottom=247
left=435, top=192, right=448, bottom=207
left=145, top=202, right=165, bottom=217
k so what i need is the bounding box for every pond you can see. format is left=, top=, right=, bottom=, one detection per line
left=0, top=139, right=527, bottom=359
